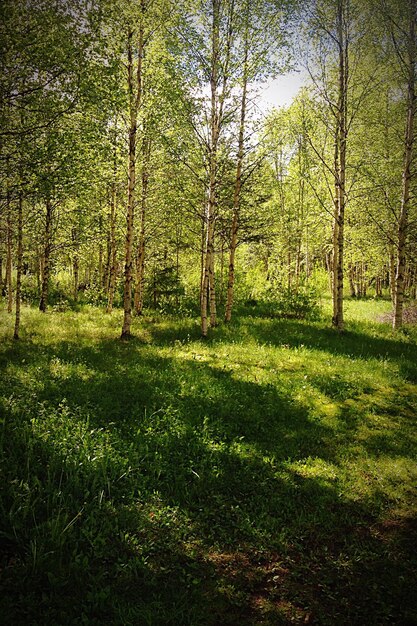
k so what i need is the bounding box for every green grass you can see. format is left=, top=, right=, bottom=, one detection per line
left=0, top=300, right=416, bottom=625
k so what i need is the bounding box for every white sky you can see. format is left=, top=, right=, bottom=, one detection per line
left=256, top=71, right=307, bottom=112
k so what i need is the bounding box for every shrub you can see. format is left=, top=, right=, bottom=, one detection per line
left=268, top=285, right=321, bottom=320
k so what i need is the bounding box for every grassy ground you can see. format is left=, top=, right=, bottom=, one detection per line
left=0, top=299, right=416, bottom=625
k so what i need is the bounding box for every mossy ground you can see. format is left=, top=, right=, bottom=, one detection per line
left=1, top=299, right=416, bottom=625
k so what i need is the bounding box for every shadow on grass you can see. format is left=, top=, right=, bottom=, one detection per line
left=1, top=391, right=416, bottom=625
left=229, top=316, right=417, bottom=381
left=1, top=323, right=417, bottom=624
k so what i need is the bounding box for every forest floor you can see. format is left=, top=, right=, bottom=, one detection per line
left=1, top=298, right=417, bottom=625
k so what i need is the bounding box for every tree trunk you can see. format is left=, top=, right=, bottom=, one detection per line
left=36, top=253, right=41, bottom=297
left=121, top=20, right=144, bottom=338
left=134, top=136, right=151, bottom=316
left=209, top=244, right=217, bottom=326
left=325, top=251, right=333, bottom=293
left=201, top=0, right=236, bottom=334
left=225, top=41, right=248, bottom=323
left=393, top=0, right=415, bottom=330
left=388, top=248, right=396, bottom=303
left=219, top=240, right=225, bottom=305
left=201, top=208, right=215, bottom=337
left=106, top=137, right=118, bottom=313
left=201, top=0, right=221, bottom=337
left=13, top=193, right=23, bottom=340
left=106, top=163, right=118, bottom=314
left=349, top=263, right=356, bottom=297
left=104, top=228, right=111, bottom=293
left=200, top=209, right=206, bottom=309
left=72, top=228, right=79, bottom=302
left=39, top=197, right=52, bottom=312
left=73, top=255, right=79, bottom=302
left=6, top=188, right=12, bottom=313
left=332, top=0, right=348, bottom=330
left=411, top=263, right=417, bottom=299
left=175, top=223, right=181, bottom=307
left=98, top=242, right=103, bottom=289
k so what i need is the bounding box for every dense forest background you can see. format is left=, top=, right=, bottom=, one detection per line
left=1, top=0, right=416, bottom=337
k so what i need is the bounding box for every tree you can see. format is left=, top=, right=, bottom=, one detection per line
left=224, top=0, right=290, bottom=322
left=301, top=0, right=379, bottom=328
left=391, top=0, right=416, bottom=329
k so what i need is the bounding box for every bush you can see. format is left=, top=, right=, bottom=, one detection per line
left=267, top=286, right=321, bottom=320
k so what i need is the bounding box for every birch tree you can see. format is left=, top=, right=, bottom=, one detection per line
left=119, top=0, right=172, bottom=336
left=120, top=9, right=145, bottom=338
left=303, top=0, right=373, bottom=329
left=224, top=0, right=289, bottom=322
left=391, top=0, right=416, bottom=329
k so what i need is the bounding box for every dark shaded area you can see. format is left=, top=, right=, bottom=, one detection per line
left=1, top=316, right=416, bottom=625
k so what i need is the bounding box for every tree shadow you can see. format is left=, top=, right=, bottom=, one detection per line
left=1, top=327, right=417, bottom=624
left=2, top=406, right=416, bottom=625
left=227, top=316, right=417, bottom=382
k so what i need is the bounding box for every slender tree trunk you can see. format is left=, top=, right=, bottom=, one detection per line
left=121, top=20, right=144, bottom=338
left=13, top=193, right=23, bottom=340
left=393, top=0, right=415, bottom=329
left=219, top=239, right=225, bottom=305
left=134, top=136, right=151, bottom=316
left=201, top=0, right=236, bottom=334
left=98, top=242, right=103, bottom=289
left=134, top=246, right=144, bottom=314
left=199, top=209, right=206, bottom=309
left=106, top=164, right=118, bottom=314
left=39, top=197, right=52, bottom=313
left=332, top=0, right=348, bottom=330
left=332, top=149, right=340, bottom=320
left=104, top=229, right=111, bottom=293
left=175, top=223, right=181, bottom=307
left=36, top=253, right=41, bottom=297
left=295, top=242, right=301, bottom=291
left=201, top=0, right=221, bottom=337
left=73, top=256, right=79, bottom=302
left=201, top=208, right=215, bottom=337
left=6, top=188, right=12, bottom=313
left=209, top=244, right=217, bottom=326
left=287, top=251, right=292, bottom=290
left=348, top=263, right=356, bottom=297
left=72, top=228, right=79, bottom=302
left=388, top=248, right=396, bottom=303
left=225, top=42, right=248, bottom=323
left=295, top=144, right=304, bottom=291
